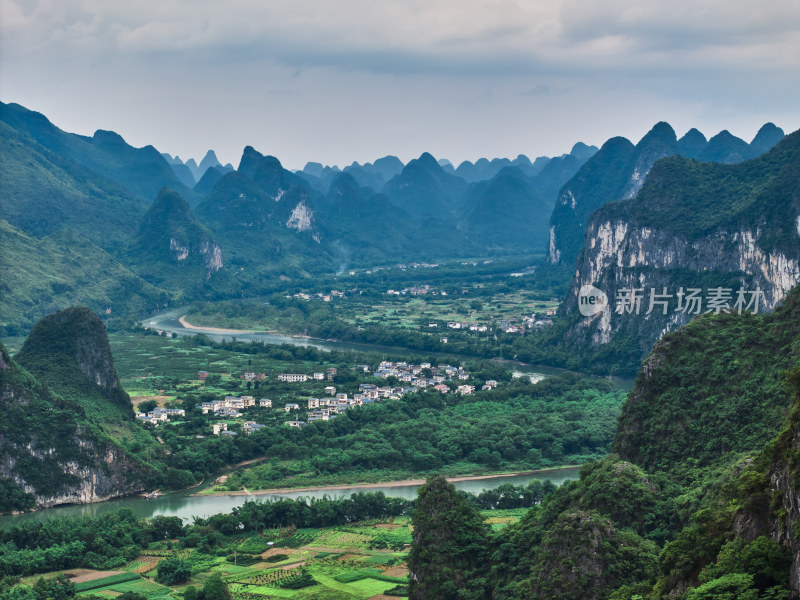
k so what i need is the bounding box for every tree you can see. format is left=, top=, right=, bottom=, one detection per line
left=137, top=400, right=158, bottom=413
left=155, top=557, right=191, bottom=585
left=204, top=374, right=221, bottom=386
left=182, top=587, right=198, bottom=600
left=32, top=575, right=75, bottom=600
left=408, top=476, right=492, bottom=600
left=687, top=573, right=760, bottom=600
left=202, top=573, right=232, bottom=600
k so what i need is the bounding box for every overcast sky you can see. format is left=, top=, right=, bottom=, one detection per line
left=2, top=0, right=799, bottom=170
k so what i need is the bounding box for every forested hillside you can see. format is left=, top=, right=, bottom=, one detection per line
left=408, top=283, right=800, bottom=599
left=0, top=309, right=155, bottom=509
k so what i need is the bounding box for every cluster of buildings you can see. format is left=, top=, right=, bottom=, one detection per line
left=139, top=359, right=496, bottom=435
left=290, top=290, right=346, bottom=302
left=199, top=395, right=279, bottom=417
left=442, top=321, right=489, bottom=332
left=211, top=421, right=265, bottom=437
left=135, top=406, right=186, bottom=425
left=368, top=360, right=471, bottom=389
left=278, top=368, right=336, bottom=382
left=386, top=285, right=433, bottom=296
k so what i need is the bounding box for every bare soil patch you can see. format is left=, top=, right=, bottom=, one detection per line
left=382, top=567, right=409, bottom=578
left=261, top=547, right=300, bottom=559
left=64, top=570, right=123, bottom=583
left=130, top=395, right=171, bottom=408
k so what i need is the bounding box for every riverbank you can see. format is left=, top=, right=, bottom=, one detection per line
left=178, top=315, right=258, bottom=335
left=194, top=466, right=580, bottom=497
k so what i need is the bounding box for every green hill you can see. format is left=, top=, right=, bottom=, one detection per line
left=16, top=307, right=138, bottom=421
left=127, top=188, right=230, bottom=296
left=196, top=147, right=330, bottom=276
left=382, top=152, right=468, bottom=219
left=613, top=283, right=800, bottom=475
left=461, top=166, right=553, bottom=251
left=0, top=120, right=146, bottom=249
left=0, top=102, right=199, bottom=206
left=440, top=286, right=800, bottom=599
left=0, top=309, right=158, bottom=510
left=0, top=220, right=168, bottom=336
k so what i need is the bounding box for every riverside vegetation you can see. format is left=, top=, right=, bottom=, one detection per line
left=0, top=485, right=558, bottom=599
left=0, top=306, right=625, bottom=511
left=2, top=100, right=799, bottom=599
left=3, top=288, right=799, bottom=597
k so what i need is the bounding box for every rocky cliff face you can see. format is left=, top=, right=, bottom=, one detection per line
left=194, top=147, right=327, bottom=268
left=548, top=122, right=785, bottom=268
left=763, top=412, right=800, bottom=597
left=728, top=369, right=800, bottom=598
left=561, top=130, right=800, bottom=362
left=1, top=318, right=151, bottom=511
left=135, top=187, right=223, bottom=280
left=547, top=121, right=683, bottom=268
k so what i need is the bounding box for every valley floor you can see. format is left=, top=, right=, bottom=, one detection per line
left=195, top=466, right=580, bottom=496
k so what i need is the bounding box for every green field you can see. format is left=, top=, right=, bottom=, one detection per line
left=50, top=517, right=429, bottom=600
left=184, top=288, right=558, bottom=335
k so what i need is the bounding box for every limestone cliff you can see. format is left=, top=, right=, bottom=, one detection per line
left=561, top=129, right=800, bottom=364
left=548, top=122, right=785, bottom=269
left=0, top=308, right=154, bottom=511
left=131, top=187, right=223, bottom=282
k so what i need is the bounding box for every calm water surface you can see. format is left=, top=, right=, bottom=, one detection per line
left=1, top=306, right=629, bottom=526
left=1, top=468, right=580, bottom=525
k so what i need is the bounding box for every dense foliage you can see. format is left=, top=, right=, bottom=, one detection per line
left=409, top=476, right=492, bottom=600
left=614, top=284, right=800, bottom=476
left=405, top=292, right=800, bottom=598
left=210, top=373, right=624, bottom=490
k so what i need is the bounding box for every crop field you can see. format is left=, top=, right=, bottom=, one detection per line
left=108, top=331, right=354, bottom=405
left=75, top=577, right=172, bottom=598
left=344, top=290, right=557, bottom=330
left=183, top=287, right=558, bottom=335
left=311, top=530, right=374, bottom=548
left=45, top=510, right=518, bottom=600
left=71, top=520, right=417, bottom=599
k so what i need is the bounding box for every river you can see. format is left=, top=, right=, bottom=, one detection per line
left=1, top=468, right=580, bottom=525
left=143, top=308, right=633, bottom=388
left=1, top=307, right=624, bottom=526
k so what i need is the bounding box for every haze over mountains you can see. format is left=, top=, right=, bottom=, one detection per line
left=0, top=100, right=793, bottom=359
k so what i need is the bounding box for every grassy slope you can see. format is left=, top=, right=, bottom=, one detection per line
left=0, top=220, right=168, bottom=336
left=0, top=120, right=146, bottom=248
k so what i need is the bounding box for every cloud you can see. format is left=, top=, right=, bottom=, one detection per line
left=3, top=0, right=798, bottom=76
left=1, top=0, right=797, bottom=168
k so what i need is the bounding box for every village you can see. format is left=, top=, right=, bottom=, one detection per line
left=134, top=360, right=499, bottom=435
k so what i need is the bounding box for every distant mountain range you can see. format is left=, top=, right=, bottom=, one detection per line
left=0, top=99, right=792, bottom=344
left=162, top=150, right=235, bottom=188
left=0, top=102, right=199, bottom=206
left=548, top=121, right=786, bottom=268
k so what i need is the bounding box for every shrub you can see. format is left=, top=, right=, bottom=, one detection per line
left=155, top=557, right=192, bottom=585
left=264, top=554, right=290, bottom=563
left=277, top=569, right=316, bottom=589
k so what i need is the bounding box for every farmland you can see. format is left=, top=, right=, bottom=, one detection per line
left=18, top=515, right=464, bottom=600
